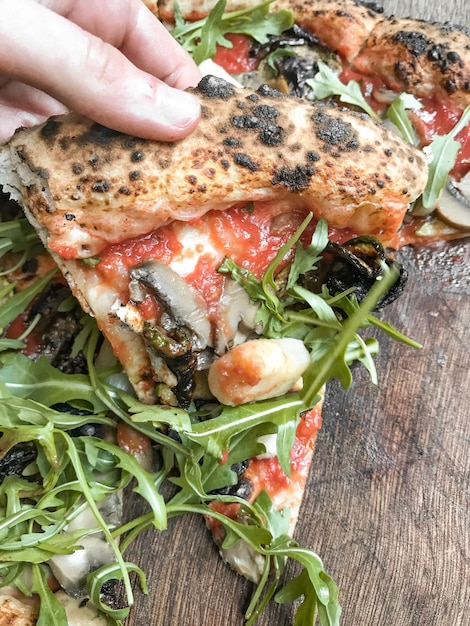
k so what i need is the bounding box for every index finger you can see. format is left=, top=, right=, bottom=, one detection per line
left=38, top=0, right=201, bottom=89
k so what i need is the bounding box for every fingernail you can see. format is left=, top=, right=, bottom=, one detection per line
left=157, top=83, right=200, bottom=129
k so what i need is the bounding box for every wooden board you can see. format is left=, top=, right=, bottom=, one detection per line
left=123, top=2, right=470, bottom=624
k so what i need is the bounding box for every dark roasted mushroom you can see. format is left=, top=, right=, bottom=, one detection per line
left=302, top=235, right=407, bottom=309
left=23, top=282, right=88, bottom=374
left=129, top=259, right=215, bottom=408
left=234, top=25, right=341, bottom=98
left=0, top=444, right=37, bottom=482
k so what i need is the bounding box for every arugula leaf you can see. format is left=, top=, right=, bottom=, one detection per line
left=306, top=61, right=380, bottom=121
left=0, top=218, right=44, bottom=263
left=32, top=564, right=68, bottom=626
left=385, top=93, right=422, bottom=145
left=421, top=105, right=470, bottom=210
left=85, top=438, right=167, bottom=531
left=0, top=352, right=111, bottom=412
left=88, top=561, right=148, bottom=622
left=0, top=268, right=56, bottom=329
left=171, top=0, right=294, bottom=64
left=186, top=394, right=305, bottom=459
left=287, top=217, right=329, bottom=289
left=300, top=264, right=400, bottom=408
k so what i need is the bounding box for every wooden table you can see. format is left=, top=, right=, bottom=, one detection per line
left=124, top=1, right=470, bottom=624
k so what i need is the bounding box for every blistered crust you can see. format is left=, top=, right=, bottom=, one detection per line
left=1, top=77, right=427, bottom=259
left=353, top=18, right=470, bottom=105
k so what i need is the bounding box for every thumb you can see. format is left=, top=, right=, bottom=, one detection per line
left=1, top=0, right=201, bottom=140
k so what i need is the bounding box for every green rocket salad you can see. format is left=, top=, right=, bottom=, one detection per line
left=0, top=209, right=418, bottom=626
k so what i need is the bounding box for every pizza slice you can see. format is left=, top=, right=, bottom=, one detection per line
left=0, top=74, right=427, bottom=601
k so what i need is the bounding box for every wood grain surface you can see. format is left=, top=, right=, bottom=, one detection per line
left=123, top=2, right=470, bottom=625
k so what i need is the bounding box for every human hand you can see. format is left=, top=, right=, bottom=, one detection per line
left=0, top=0, right=202, bottom=143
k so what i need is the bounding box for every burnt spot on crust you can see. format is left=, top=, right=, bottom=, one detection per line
left=80, top=123, right=122, bottom=146
left=196, top=75, right=235, bottom=100
left=257, top=84, right=283, bottom=98
left=312, top=110, right=360, bottom=153
left=231, top=103, right=285, bottom=147
left=91, top=180, right=110, bottom=193
left=232, top=115, right=261, bottom=129
left=356, top=1, right=384, bottom=15
left=259, top=125, right=284, bottom=146
left=445, top=79, right=458, bottom=93
left=393, top=30, right=430, bottom=56
left=72, top=164, right=83, bottom=175
left=89, top=155, right=100, bottom=169
left=40, top=119, right=62, bottom=141
left=131, top=150, right=144, bottom=162
left=223, top=137, right=243, bottom=148
left=252, top=105, right=280, bottom=121
left=233, top=153, right=259, bottom=171
left=129, top=171, right=141, bottom=181
left=272, top=165, right=315, bottom=191
left=307, top=151, right=321, bottom=162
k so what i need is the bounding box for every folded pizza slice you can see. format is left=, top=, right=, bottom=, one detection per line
left=0, top=77, right=427, bottom=583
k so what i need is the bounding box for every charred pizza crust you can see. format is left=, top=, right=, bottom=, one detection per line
left=0, top=77, right=427, bottom=262
left=353, top=18, right=470, bottom=106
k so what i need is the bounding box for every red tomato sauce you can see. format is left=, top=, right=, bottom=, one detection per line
left=245, top=404, right=322, bottom=499
left=206, top=404, right=322, bottom=536
left=95, top=203, right=321, bottom=321
left=5, top=312, right=41, bottom=359
left=410, top=99, right=470, bottom=181
left=213, top=34, right=258, bottom=74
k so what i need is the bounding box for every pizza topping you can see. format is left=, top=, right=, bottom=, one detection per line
left=417, top=105, right=470, bottom=213
left=171, top=0, right=295, bottom=64
left=303, top=235, right=408, bottom=308
left=207, top=337, right=310, bottom=405
left=434, top=173, right=470, bottom=229
left=231, top=24, right=341, bottom=98
left=129, top=259, right=213, bottom=350
left=0, top=202, right=421, bottom=625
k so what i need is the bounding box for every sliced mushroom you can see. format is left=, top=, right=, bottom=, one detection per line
left=129, top=259, right=212, bottom=350
left=435, top=172, right=470, bottom=230
left=48, top=492, right=122, bottom=598
left=214, top=277, right=260, bottom=355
